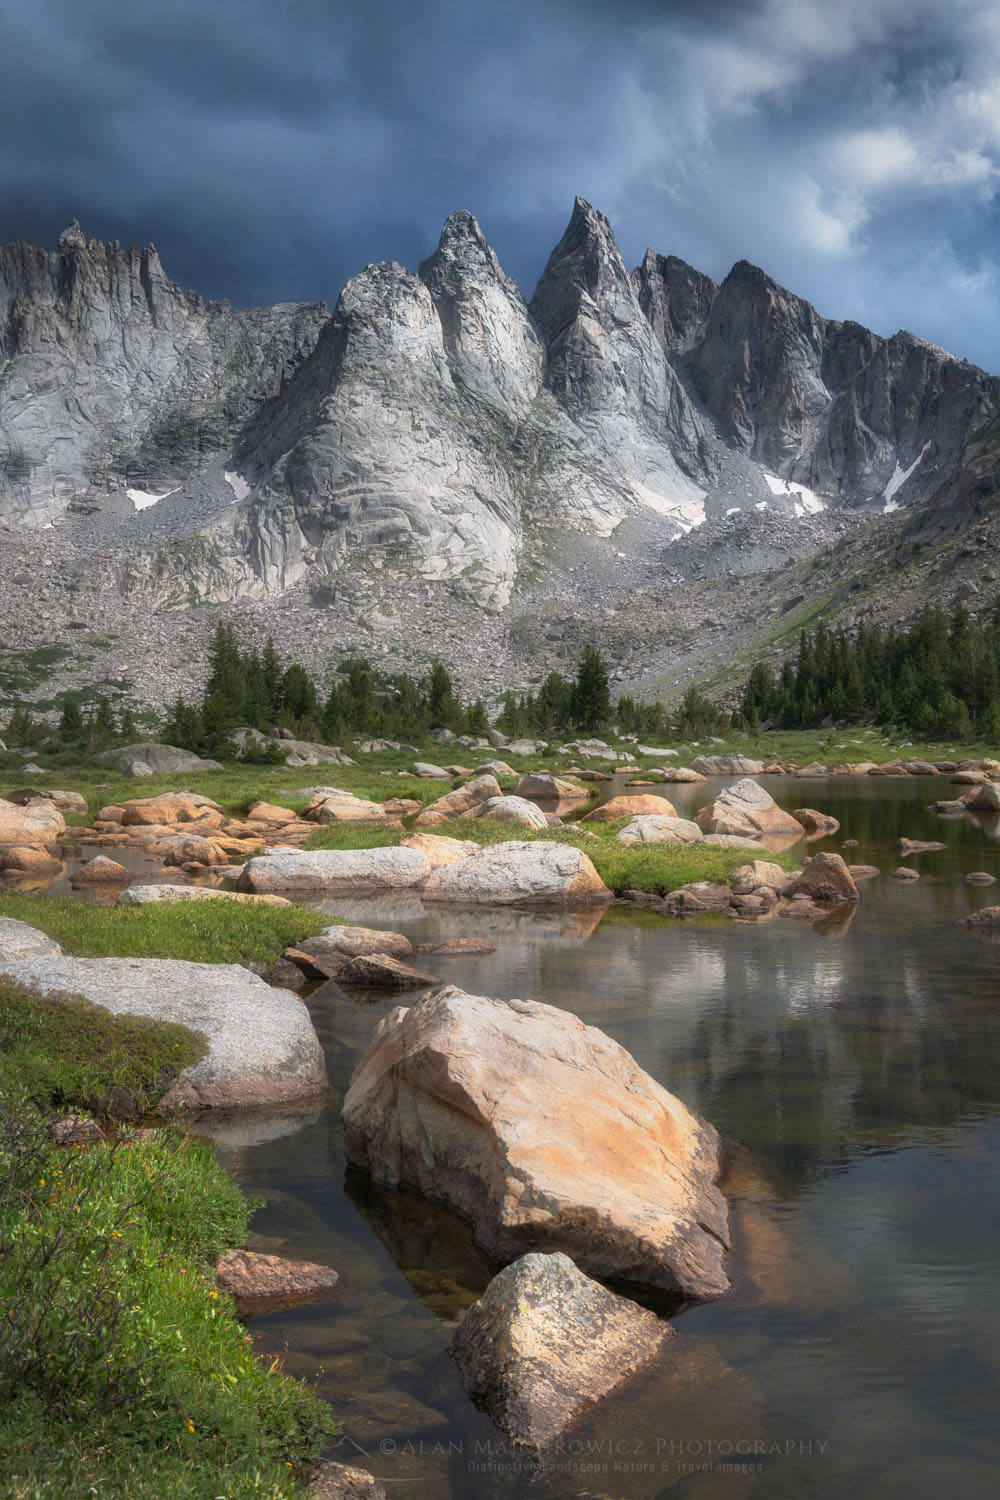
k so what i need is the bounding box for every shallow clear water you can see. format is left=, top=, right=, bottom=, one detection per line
left=201, top=775, right=1000, bottom=1499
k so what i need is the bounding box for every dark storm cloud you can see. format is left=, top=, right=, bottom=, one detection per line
left=1, top=0, right=997, bottom=368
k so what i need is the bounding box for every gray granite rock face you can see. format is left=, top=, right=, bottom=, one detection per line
left=2, top=200, right=997, bottom=623
left=0, top=957, right=327, bottom=1108
left=0, top=224, right=326, bottom=525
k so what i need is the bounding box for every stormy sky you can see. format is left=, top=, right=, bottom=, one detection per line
left=2, top=0, right=998, bottom=371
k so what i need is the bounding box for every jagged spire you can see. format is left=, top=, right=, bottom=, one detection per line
left=57, top=219, right=86, bottom=252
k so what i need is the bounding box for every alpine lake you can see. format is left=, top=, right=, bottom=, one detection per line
left=36, top=773, right=1000, bottom=1499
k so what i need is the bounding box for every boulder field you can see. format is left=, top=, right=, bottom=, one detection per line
left=342, top=986, right=731, bottom=1301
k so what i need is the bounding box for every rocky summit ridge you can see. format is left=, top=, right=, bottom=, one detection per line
left=0, top=199, right=998, bottom=712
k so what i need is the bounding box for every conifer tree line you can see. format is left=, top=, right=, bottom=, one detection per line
left=2, top=696, right=139, bottom=754
left=159, top=624, right=493, bottom=755
left=735, top=604, right=1000, bottom=739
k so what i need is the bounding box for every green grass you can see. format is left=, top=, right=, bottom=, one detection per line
left=304, top=813, right=799, bottom=894
left=0, top=975, right=207, bottom=1118
left=0, top=894, right=327, bottom=966
left=0, top=1107, right=335, bottom=1498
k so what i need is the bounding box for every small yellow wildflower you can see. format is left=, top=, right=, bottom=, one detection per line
left=210, top=1291, right=218, bottom=1299
left=185, top=1419, right=195, bottom=1433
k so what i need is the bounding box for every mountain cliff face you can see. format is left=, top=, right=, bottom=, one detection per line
left=0, top=221, right=327, bottom=525
left=1, top=201, right=997, bottom=619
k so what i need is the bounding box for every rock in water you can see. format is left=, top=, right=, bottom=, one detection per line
left=342, top=986, right=730, bottom=1300
left=0, top=958, right=327, bottom=1109
left=448, top=1251, right=671, bottom=1447
left=785, top=852, right=859, bottom=903
left=696, top=778, right=805, bottom=840
left=216, top=1250, right=339, bottom=1314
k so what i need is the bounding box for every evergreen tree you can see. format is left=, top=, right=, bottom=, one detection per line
left=572, top=645, right=610, bottom=731
left=58, top=696, right=84, bottom=742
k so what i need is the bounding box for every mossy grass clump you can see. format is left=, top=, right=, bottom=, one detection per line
left=0, top=1103, right=335, bottom=1498
left=0, top=975, right=206, bottom=1118
left=0, top=893, right=327, bottom=966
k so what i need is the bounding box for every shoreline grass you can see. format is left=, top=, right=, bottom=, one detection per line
left=0, top=1108, right=335, bottom=1499
left=0, top=894, right=327, bottom=966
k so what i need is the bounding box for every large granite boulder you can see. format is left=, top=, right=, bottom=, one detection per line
left=237, top=846, right=431, bottom=895
left=342, top=986, right=730, bottom=1299
left=785, top=852, right=859, bottom=904
left=616, top=815, right=702, bottom=845
left=965, top=782, right=1000, bottom=812
left=792, top=808, right=841, bottom=835
left=585, top=793, right=677, bottom=823
left=116, top=885, right=290, bottom=907
left=413, top=774, right=503, bottom=828
left=115, top=793, right=225, bottom=828
left=475, top=795, right=549, bottom=830
left=0, top=917, right=62, bottom=960
left=513, top=774, right=588, bottom=800
left=0, top=796, right=65, bottom=848
left=0, top=958, right=327, bottom=1109
left=97, top=743, right=224, bottom=775
left=449, top=1251, right=670, bottom=1447
left=690, top=754, right=763, bottom=775
left=696, top=778, right=804, bottom=840
left=302, top=790, right=387, bottom=823
left=423, top=841, right=612, bottom=907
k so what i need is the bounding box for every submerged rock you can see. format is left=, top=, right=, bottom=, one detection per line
left=449, top=1251, right=670, bottom=1447
left=957, top=905, right=1000, bottom=929
left=216, top=1249, right=339, bottom=1314
left=342, top=986, right=730, bottom=1300
left=335, top=954, right=437, bottom=990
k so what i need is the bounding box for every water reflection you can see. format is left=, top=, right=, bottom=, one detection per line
left=197, top=775, right=1000, bottom=1500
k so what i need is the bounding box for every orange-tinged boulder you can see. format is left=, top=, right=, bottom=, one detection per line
left=118, top=793, right=225, bottom=829
left=695, top=778, right=804, bottom=841
left=413, top=774, right=502, bottom=828
left=785, top=851, right=859, bottom=904
left=0, top=796, right=65, bottom=848
left=343, top=986, right=730, bottom=1301
left=585, top=793, right=677, bottom=823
